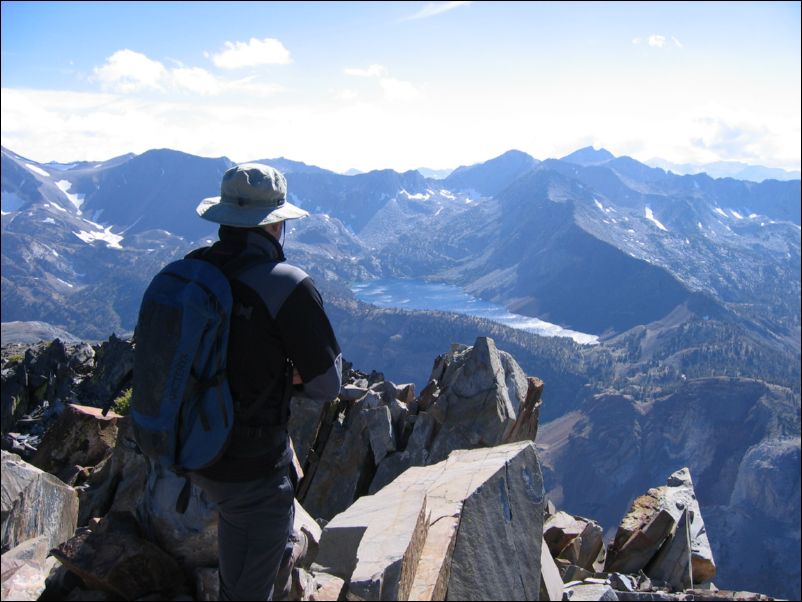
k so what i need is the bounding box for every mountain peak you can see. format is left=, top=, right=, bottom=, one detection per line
left=560, top=146, right=615, bottom=166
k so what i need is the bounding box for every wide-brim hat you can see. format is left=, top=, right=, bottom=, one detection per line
left=196, top=162, right=309, bottom=227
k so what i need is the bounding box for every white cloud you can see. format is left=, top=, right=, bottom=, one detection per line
left=171, top=67, right=222, bottom=96
left=91, top=50, right=284, bottom=98
left=344, top=64, right=387, bottom=78
left=648, top=35, right=666, bottom=48
left=210, top=38, right=292, bottom=69
left=380, top=78, right=422, bottom=102
left=632, top=37, right=642, bottom=45
left=344, top=64, right=421, bottom=102
left=333, top=88, right=359, bottom=101
left=93, top=49, right=168, bottom=93
left=672, top=36, right=684, bottom=49
left=404, top=1, right=472, bottom=21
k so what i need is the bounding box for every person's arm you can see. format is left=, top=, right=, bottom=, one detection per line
left=275, top=277, right=342, bottom=402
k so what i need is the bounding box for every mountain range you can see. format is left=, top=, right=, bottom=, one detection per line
left=2, top=143, right=800, bottom=597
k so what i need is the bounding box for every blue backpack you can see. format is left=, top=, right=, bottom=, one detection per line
left=131, top=253, right=264, bottom=494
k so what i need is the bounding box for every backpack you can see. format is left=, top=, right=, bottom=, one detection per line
left=130, top=252, right=267, bottom=496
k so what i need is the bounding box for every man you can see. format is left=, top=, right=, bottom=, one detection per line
left=190, top=163, right=342, bottom=600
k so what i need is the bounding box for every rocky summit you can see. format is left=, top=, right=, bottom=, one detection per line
left=1, top=336, right=793, bottom=601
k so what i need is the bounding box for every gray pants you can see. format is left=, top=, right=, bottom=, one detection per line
left=192, top=468, right=295, bottom=601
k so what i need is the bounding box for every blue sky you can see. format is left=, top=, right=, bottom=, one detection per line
left=2, top=1, right=799, bottom=172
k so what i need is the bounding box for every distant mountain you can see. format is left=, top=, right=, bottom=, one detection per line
left=444, top=149, right=539, bottom=196
left=1, top=321, right=81, bottom=345
left=248, top=156, right=333, bottom=175
left=415, top=166, right=454, bottom=180
left=646, top=157, right=801, bottom=182
left=559, top=146, right=615, bottom=166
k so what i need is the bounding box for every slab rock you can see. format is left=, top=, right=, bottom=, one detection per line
left=1, top=451, right=79, bottom=554
left=312, top=440, right=544, bottom=601
left=605, top=467, right=715, bottom=584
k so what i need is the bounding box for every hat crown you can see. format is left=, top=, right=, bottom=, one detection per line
left=221, top=163, right=287, bottom=207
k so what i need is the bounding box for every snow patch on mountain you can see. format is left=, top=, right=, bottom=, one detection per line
left=25, top=163, right=50, bottom=177
left=55, top=180, right=85, bottom=213
left=73, top=224, right=124, bottom=249
left=644, top=207, right=668, bottom=231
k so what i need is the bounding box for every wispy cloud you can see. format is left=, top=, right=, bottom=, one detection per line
left=344, top=64, right=421, bottom=102
left=208, top=37, right=292, bottom=69
left=403, top=1, right=472, bottom=21
left=92, top=50, right=283, bottom=97
left=344, top=64, right=387, bottom=78
left=635, top=34, right=683, bottom=49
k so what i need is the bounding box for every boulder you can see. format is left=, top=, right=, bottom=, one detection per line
left=427, top=338, right=526, bottom=464
left=1, top=451, right=78, bottom=554
left=300, top=398, right=375, bottom=521
left=312, top=441, right=544, bottom=601
left=646, top=509, right=692, bottom=591
left=544, top=511, right=605, bottom=571
left=31, top=404, right=121, bottom=486
left=50, top=511, right=189, bottom=600
left=605, top=468, right=715, bottom=584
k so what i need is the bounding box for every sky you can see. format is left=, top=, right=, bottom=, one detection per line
left=1, top=1, right=800, bottom=173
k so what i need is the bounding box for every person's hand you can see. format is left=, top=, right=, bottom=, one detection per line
left=292, top=368, right=303, bottom=385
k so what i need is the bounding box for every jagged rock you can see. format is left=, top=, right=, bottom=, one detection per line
left=0, top=535, right=58, bottom=601
left=427, top=337, right=527, bottom=464
left=606, top=468, right=715, bottom=585
left=646, top=509, right=693, bottom=591
left=50, top=511, right=189, bottom=600
left=503, top=376, right=544, bottom=444
left=312, top=441, right=544, bottom=601
left=1, top=362, right=29, bottom=436
left=77, top=416, right=148, bottom=526
left=563, top=582, right=619, bottom=600
left=364, top=405, right=396, bottom=465
left=77, top=335, right=133, bottom=407
left=289, top=395, right=327, bottom=468
left=544, top=511, right=605, bottom=572
left=300, top=394, right=377, bottom=520
left=31, top=404, right=120, bottom=486
left=1, top=451, right=78, bottom=554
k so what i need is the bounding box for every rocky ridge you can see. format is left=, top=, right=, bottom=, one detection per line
left=1, top=336, right=790, bottom=601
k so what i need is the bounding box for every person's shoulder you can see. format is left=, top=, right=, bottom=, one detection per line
left=271, top=262, right=310, bottom=286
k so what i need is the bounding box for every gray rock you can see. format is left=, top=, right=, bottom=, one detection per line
left=645, top=509, right=692, bottom=592
left=364, top=405, right=396, bottom=465
left=1, top=451, right=78, bottom=554
left=564, top=582, right=619, bottom=601
left=428, top=338, right=522, bottom=464
left=0, top=535, right=57, bottom=601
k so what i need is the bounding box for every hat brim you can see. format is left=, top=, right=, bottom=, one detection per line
left=196, top=196, right=309, bottom=227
